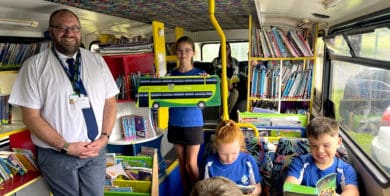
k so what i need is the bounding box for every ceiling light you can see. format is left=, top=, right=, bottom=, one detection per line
left=322, top=0, right=343, bottom=9
left=0, top=18, right=39, bottom=28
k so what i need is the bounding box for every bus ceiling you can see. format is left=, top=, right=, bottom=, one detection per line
left=0, top=0, right=388, bottom=40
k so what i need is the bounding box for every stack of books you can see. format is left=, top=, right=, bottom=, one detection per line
left=0, top=148, right=39, bottom=183
left=251, top=24, right=314, bottom=58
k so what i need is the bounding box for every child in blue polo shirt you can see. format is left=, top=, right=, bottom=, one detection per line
left=203, top=120, right=262, bottom=195
left=285, top=117, right=359, bottom=195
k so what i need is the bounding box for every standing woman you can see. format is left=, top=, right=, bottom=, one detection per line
left=168, top=36, right=207, bottom=195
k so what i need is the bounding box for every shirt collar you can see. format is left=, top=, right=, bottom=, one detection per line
left=54, top=48, right=78, bottom=61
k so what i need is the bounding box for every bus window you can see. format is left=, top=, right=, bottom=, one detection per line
left=326, top=26, right=390, bottom=176
left=325, top=35, right=352, bottom=56
left=200, top=42, right=249, bottom=62
left=348, top=27, right=390, bottom=61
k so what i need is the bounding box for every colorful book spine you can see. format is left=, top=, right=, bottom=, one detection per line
left=251, top=66, right=259, bottom=97
left=304, top=69, right=313, bottom=99
left=263, top=29, right=275, bottom=57
left=288, top=30, right=310, bottom=57
left=271, top=28, right=288, bottom=57
left=297, top=32, right=313, bottom=56
left=259, top=65, right=267, bottom=97
left=282, top=72, right=296, bottom=98
left=7, top=154, right=27, bottom=175
left=270, top=32, right=282, bottom=57
left=278, top=29, right=299, bottom=57
left=288, top=71, right=302, bottom=98
left=259, top=29, right=270, bottom=57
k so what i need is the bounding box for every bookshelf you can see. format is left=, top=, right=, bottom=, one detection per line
left=0, top=129, right=50, bottom=196
left=0, top=38, right=51, bottom=71
left=246, top=15, right=317, bottom=114
left=102, top=53, right=155, bottom=102
left=0, top=37, right=52, bottom=195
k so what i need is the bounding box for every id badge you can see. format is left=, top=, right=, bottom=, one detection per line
left=69, top=93, right=79, bottom=104
left=69, top=93, right=91, bottom=109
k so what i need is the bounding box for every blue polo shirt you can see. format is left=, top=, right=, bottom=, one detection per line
left=168, top=68, right=206, bottom=127
left=287, top=154, right=358, bottom=194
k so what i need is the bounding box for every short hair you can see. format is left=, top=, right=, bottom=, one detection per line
left=191, top=176, right=243, bottom=196
left=306, top=117, right=339, bottom=139
left=214, top=120, right=246, bottom=151
left=175, top=36, right=195, bottom=52
left=49, top=9, right=80, bottom=26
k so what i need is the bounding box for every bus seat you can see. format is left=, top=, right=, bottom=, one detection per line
left=201, top=134, right=350, bottom=196
left=245, top=137, right=274, bottom=195
left=193, top=61, right=214, bottom=75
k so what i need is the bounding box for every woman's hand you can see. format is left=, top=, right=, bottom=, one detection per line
left=199, top=72, right=209, bottom=77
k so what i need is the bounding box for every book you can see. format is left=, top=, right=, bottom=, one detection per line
left=283, top=173, right=337, bottom=196
left=13, top=153, right=39, bottom=172
left=106, top=153, right=116, bottom=167
left=106, top=163, right=129, bottom=180
left=0, top=158, right=13, bottom=179
left=272, top=27, right=288, bottom=57
left=0, top=155, right=26, bottom=176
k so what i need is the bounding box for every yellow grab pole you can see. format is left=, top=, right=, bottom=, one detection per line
left=209, top=0, right=228, bottom=121
left=209, top=0, right=259, bottom=136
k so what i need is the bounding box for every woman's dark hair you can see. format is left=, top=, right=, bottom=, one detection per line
left=217, top=42, right=233, bottom=61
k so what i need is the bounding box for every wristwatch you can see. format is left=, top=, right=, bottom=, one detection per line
left=101, top=132, right=110, bottom=139
left=60, top=142, right=70, bottom=154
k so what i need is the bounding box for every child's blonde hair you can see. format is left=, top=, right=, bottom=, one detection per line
left=190, top=176, right=243, bottom=196
left=307, top=116, right=339, bottom=139
left=214, top=120, right=246, bottom=151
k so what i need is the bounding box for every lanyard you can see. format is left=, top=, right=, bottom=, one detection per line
left=52, top=47, right=86, bottom=95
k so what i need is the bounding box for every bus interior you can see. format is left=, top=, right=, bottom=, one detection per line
left=0, top=0, right=389, bottom=195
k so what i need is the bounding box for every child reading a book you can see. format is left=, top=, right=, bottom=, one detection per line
left=203, top=120, right=262, bottom=195
left=284, top=117, right=359, bottom=196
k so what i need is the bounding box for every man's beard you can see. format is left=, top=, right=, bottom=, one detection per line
left=54, top=39, right=80, bottom=56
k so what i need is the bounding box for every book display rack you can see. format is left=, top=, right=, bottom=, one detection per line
left=246, top=15, right=318, bottom=114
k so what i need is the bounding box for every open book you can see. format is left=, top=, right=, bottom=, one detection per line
left=283, top=173, right=337, bottom=196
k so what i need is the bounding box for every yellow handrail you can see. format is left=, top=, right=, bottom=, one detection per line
left=208, top=0, right=259, bottom=137
left=208, top=0, right=228, bottom=121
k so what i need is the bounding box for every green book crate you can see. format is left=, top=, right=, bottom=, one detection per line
left=105, top=156, right=154, bottom=196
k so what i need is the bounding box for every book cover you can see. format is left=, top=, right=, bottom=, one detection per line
left=259, top=29, right=270, bottom=57
left=7, top=154, right=27, bottom=175
left=271, top=27, right=289, bottom=57
left=121, top=115, right=136, bottom=140
left=283, top=173, right=337, bottom=196
left=288, top=30, right=311, bottom=57
left=2, top=158, right=19, bottom=176
left=251, top=66, right=259, bottom=97
left=278, top=28, right=299, bottom=57
left=13, top=153, right=39, bottom=172
left=0, top=159, right=11, bottom=181
left=0, top=154, right=26, bottom=175
left=106, top=153, right=116, bottom=167
left=134, top=115, right=146, bottom=138
left=270, top=32, right=282, bottom=57
left=0, top=158, right=13, bottom=179
left=263, top=29, right=275, bottom=57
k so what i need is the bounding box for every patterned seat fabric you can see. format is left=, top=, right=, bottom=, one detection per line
left=245, top=137, right=273, bottom=195
left=270, top=138, right=311, bottom=196
left=202, top=133, right=349, bottom=196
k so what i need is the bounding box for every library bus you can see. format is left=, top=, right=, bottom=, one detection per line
left=0, top=0, right=389, bottom=196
